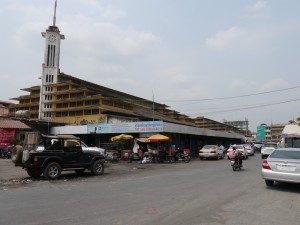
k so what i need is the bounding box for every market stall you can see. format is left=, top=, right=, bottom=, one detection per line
left=141, top=134, right=173, bottom=163
left=109, top=134, right=134, bottom=161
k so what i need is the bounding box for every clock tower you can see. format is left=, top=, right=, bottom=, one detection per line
left=39, top=0, right=65, bottom=120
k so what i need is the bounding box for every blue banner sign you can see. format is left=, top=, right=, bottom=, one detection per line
left=87, top=121, right=164, bottom=134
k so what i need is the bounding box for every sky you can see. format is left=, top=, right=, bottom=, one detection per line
left=1, top=0, right=300, bottom=131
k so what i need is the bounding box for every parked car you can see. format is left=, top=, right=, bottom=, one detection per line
left=261, top=148, right=300, bottom=186
left=261, top=142, right=278, bottom=159
left=12, top=132, right=106, bottom=180
left=227, top=145, right=248, bottom=160
left=243, top=144, right=254, bottom=156
left=199, top=145, right=224, bottom=160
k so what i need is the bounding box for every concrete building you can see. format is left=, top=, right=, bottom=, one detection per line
left=265, top=124, right=285, bottom=143
left=223, top=119, right=249, bottom=135
left=0, top=100, right=13, bottom=116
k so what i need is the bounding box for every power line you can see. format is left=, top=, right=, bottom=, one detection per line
left=160, top=85, right=300, bottom=103
left=185, top=98, right=300, bottom=116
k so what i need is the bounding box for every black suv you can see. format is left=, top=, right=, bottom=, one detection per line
left=11, top=132, right=105, bottom=180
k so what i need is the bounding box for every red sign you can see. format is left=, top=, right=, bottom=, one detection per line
left=0, top=128, right=15, bottom=150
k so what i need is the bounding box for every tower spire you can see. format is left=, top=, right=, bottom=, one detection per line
left=53, top=0, right=57, bottom=26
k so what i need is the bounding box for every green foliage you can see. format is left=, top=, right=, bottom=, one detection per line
left=11, top=138, right=23, bottom=146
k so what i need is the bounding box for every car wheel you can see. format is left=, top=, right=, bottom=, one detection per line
left=43, top=162, right=62, bottom=180
left=200, top=157, right=203, bottom=160
left=265, top=180, right=274, bottom=187
left=91, top=160, right=104, bottom=175
left=11, top=145, right=23, bottom=164
left=27, top=168, right=42, bottom=178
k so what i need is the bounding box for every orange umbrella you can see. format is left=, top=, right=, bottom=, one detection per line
left=147, top=134, right=171, bottom=142
left=111, top=134, right=133, bottom=142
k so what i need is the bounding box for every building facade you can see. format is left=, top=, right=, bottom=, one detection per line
left=265, top=124, right=285, bottom=143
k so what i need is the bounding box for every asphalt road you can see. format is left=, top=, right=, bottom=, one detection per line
left=1, top=155, right=300, bottom=225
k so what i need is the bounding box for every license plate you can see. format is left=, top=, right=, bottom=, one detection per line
left=277, top=165, right=296, bottom=172
left=205, top=154, right=210, bottom=157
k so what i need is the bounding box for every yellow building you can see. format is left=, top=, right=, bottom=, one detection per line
left=9, top=72, right=193, bottom=126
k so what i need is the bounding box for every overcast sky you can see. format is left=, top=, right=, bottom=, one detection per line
left=1, top=0, right=300, bottom=131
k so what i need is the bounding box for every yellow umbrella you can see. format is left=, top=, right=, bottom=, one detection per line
left=111, top=134, right=133, bottom=142
left=146, top=134, right=171, bottom=142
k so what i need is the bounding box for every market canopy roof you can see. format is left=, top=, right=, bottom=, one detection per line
left=111, top=134, right=134, bottom=142
left=146, top=134, right=171, bottom=142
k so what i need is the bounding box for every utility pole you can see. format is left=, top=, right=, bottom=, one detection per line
left=152, top=91, right=154, bottom=121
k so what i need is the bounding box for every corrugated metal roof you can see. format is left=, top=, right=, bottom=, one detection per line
left=0, top=119, right=30, bottom=129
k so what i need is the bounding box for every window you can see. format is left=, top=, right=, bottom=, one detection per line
left=56, top=103, right=68, bottom=109
left=57, top=85, right=69, bottom=91
left=63, top=140, right=81, bottom=152
left=270, top=150, right=300, bottom=160
left=56, top=112, right=68, bottom=117
left=69, top=110, right=83, bottom=116
left=69, top=101, right=83, bottom=107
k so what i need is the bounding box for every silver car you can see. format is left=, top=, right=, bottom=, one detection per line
left=199, top=145, right=223, bottom=160
left=243, top=144, right=254, bottom=156
left=261, top=142, right=278, bottom=159
left=261, top=148, right=300, bottom=186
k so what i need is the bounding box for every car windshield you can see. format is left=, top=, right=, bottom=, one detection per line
left=263, top=143, right=277, bottom=148
left=81, top=142, right=88, bottom=147
left=270, top=150, right=300, bottom=160
left=253, top=142, right=262, bottom=147
left=203, top=145, right=216, bottom=149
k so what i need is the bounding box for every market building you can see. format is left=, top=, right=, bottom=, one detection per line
left=7, top=2, right=244, bottom=155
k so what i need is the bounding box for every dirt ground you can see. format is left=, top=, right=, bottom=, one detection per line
left=0, top=158, right=191, bottom=188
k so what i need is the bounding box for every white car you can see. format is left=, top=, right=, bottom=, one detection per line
left=243, top=144, right=254, bottom=156
left=261, top=143, right=278, bottom=159
left=199, top=145, right=224, bottom=160
left=261, top=148, right=300, bottom=186
left=227, top=145, right=248, bottom=160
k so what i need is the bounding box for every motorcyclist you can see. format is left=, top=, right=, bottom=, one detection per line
left=174, top=148, right=184, bottom=161
left=233, top=146, right=242, bottom=167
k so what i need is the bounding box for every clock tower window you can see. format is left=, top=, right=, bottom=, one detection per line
left=47, top=45, right=56, bottom=67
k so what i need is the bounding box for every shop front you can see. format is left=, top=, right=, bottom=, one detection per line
left=51, top=120, right=245, bottom=159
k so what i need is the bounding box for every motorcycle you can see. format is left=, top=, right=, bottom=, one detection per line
left=141, top=155, right=153, bottom=164
left=230, top=156, right=242, bottom=171
left=174, top=152, right=190, bottom=163
left=0, top=146, right=12, bottom=159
